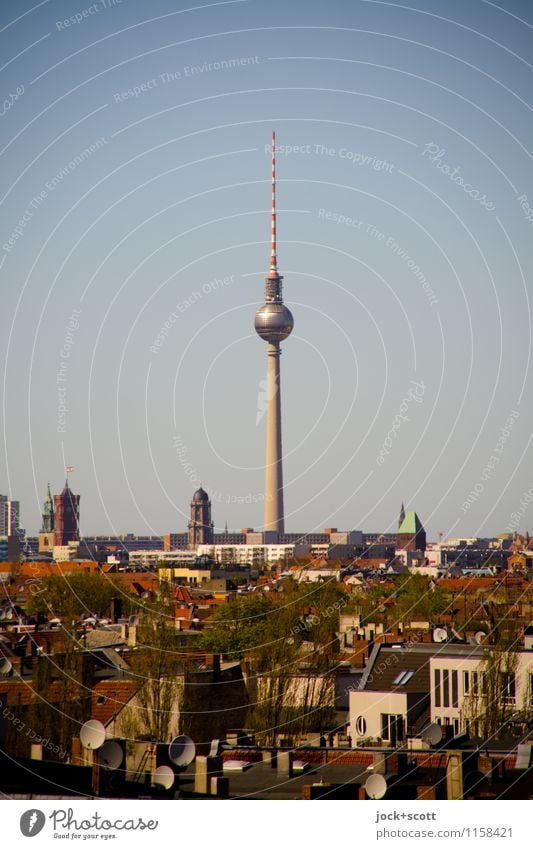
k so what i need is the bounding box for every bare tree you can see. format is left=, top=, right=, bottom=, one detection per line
left=122, top=583, right=184, bottom=742
left=462, top=646, right=520, bottom=740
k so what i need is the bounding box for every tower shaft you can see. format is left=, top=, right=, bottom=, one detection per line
left=264, top=342, right=284, bottom=533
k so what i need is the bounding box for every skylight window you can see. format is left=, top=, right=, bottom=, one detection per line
left=393, top=669, right=415, bottom=685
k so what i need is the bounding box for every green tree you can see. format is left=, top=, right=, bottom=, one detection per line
left=201, top=594, right=273, bottom=658
left=348, top=575, right=452, bottom=629
left=393, top=574, right=451, bottom=623
left=25, top=571, right=132, bottom=619
left=231, top=580, right=346, bottom=744
left=199, top=581, right=347, bottom=744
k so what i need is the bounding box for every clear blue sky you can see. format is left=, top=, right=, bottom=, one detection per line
left=1, top=0, right=532, bottom=539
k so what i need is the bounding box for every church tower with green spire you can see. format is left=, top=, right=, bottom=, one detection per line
left=41, top=483, right=55, bottom=533
left=397, top=510, right=426, bottom=552
left=38, top=483, right=56, bottom=553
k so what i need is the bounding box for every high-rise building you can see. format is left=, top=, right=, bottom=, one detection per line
left=0, top=495, right=19, bottom=536
left=187, top=487, right=214, bottom=548
left=53, top=479, right=80, bottom=546
left=0, top=534, right=20, bottom=562
left=254, top=132, right=294, bottom=535
left=0, top=495, right=21, bottom=562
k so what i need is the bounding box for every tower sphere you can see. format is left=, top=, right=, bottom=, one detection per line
left=254, top=302, right=294, bottom=343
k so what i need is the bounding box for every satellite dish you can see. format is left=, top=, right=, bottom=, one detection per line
left=365, top=773, right=387, bottom=800
left=421, top=722, right=443, bottom=746
left=128, top=614, right=139, bottom=626
left=474, top=631, right=485, bottom=645
left=433, top=627, right=448, bottom=643
left=80, top=719, right=106, bottom=750
left=0, top=657, right=13, bottom=675
left=152, top=765, right=174, bottom=790
left=169, top=735, right=196, bottom=767
left=98, top=740, right=123, bottom=770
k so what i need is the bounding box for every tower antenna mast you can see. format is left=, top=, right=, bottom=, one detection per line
left=270, top=130, right=277, bottom=273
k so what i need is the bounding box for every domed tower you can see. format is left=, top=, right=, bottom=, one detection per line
left=188, top=487, right=214, bottom=549
left=254, top=132, right=294, bottom=535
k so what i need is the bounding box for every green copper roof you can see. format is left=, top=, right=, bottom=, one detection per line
left=398, top=511, right=424, bottom=535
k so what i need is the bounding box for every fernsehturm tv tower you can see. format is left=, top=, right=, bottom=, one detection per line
left=254, top=132, right=294, bottom=534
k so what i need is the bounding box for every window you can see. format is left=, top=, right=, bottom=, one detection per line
left=434, top=668, right=441, bottom=707
left=463, top=671, right=469, bottom=694
left=452, top=670, right=458, bottom=708
left=472, top=671, right=478, bottom=695
left=381, top=713, right=404, bottom=743
left=443, top=669, right=450, bottom=707
left=500, top=673, right=516, bottom=705
left=393, top=669, right=415, bottom=685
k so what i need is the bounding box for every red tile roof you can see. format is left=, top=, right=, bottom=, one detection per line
left=0, top=677, right=139, bottom=727
left=91, top=680, right=139, bottom=725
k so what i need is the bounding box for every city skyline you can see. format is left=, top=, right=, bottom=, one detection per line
left=4, top=474, right=530, bottom=543
left=1, top=0, right=532, bottom=540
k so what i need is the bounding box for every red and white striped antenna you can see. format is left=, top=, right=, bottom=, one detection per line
left=270, top=130, right=277, bottom=273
